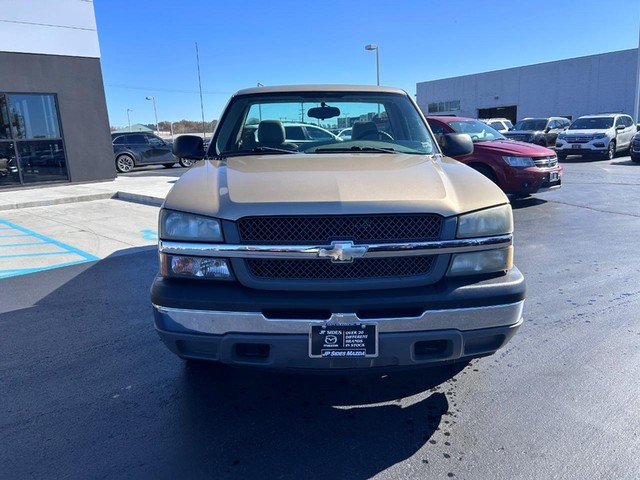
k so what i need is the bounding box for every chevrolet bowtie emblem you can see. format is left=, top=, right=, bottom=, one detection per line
left=317, top=241, right=368, bottom=263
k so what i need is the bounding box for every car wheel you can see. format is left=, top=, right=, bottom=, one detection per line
left=557, top=152, right=567, bottom=161
left=536, top=139, right=548, bottom=147
left=631, top=155, right=640, bottom=163
left=605, top=141, right=616, bottom=160
left=115, top=154, right=135, bottom=173
left=163, top=163, right=175, bottom=168
left=179, top=158, right=195, bottom=168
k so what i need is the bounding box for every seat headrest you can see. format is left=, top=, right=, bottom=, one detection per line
left=351, top=121, right=378, bottom=140
left=258, top=120, right=286, bottom=145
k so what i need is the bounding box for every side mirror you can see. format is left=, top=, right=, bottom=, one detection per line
left=440, top=133, right=473, bottom=157
left=544, top=127, right=551, bottom=133
left=616, top=125, right=625, bottom=131
left=173, top=135, right=206, bottom=160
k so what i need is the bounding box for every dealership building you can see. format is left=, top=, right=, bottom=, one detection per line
left=0, top=0, right=114, bottom=190
left=416, top=49, right=640, bottom=124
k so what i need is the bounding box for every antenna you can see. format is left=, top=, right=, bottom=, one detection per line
left=196, top=42, right=206, bottom=140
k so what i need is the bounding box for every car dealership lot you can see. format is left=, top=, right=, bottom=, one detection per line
left=1, top=158, right=639, bottom=479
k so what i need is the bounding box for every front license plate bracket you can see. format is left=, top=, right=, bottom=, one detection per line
left=309, top=323, right=378, bottom=358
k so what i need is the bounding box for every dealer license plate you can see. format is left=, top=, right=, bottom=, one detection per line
left=572, top=144, right=581, bottom=149
left=309, top=323, right=378, bottom=358
left=549, top=171, right=560, bottom=182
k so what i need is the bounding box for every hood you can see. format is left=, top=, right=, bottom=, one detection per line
left=472, top=139, right=555, bottom=157
left=563, top=129, right=611, bottom=136
left=163, top=153, right=508, bottom=221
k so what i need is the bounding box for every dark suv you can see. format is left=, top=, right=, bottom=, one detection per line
left=504, top=117, right=571, bottom=147
left=111, top=132, right=194, bottom=173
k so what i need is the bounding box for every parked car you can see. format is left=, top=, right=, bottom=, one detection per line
left=111, top=132, right=194, bottom=173
left=555, top=113, right=637, bottom=160
left=337, top=127, right=352, bottom=140
left=631, top=131, right=640, bottom=162
left=479, top=118, right=513, bottom=134
left=504, top=117, right=571, bottom=147
left=427, top=116, right=562, bottom=196
left=152, top=84, right=525, bottom=372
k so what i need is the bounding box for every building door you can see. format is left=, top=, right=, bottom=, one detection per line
left=478, top=106, right=518, bottom=124
left=0, top=93, right=69, bottom=188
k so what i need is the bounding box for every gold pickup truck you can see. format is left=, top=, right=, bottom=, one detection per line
left=150, top=85, right=525, bottom=372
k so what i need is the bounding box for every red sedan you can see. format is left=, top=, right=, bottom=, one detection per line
left=427, top=116, right=562, bottom=196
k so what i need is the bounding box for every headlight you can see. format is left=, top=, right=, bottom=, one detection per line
left=457, top=204, right=513, bottom=238
left=160, top=209, right=223, bottom=242
left=160, top=254, right=234, bottom=279
left=448, top=247, right=513, bottom=276
left=593, top=133, right=607, bottom=139
left=503, top=156, right=535, bottom=167
left=558, top=133, right=566, bottom=140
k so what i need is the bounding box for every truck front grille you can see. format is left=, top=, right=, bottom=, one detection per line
left=246, top=256, right=435, bottom=280
left=237, top=214, right=443, bottom=245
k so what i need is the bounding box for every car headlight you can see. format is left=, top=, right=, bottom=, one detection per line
left=593, top=133, right=607, bottom=139
left=448, top=247, right=513, bottom=276
left=160, top=254, right=234, bottom=280
left=160, top=209, right=223, bottom=242
left=557, top=133, right=566, bottom=140
left=503, top=156, right=535, bottom=167
left=457, top=204, right=513, bottom=238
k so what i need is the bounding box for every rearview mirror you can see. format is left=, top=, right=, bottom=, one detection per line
left=173, top=135, right=206, bottom=160
left=307, top=105, right=341, bottom=120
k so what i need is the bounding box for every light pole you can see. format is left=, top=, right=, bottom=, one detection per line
left=126, top=108, right=133, bottom=132
left=145, top=96, right=158, bottom=135
left=365, top=44, right=380, bottom=86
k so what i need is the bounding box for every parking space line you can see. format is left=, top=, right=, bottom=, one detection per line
left=0, top=219, right=99, bottom=279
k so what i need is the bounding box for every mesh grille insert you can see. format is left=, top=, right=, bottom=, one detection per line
left=237, top=215, right=443, bottom=245
left=246, top=256, right=435, bottom=280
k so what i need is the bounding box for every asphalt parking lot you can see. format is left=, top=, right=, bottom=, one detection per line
left=1, top=157, right=639, bottom=479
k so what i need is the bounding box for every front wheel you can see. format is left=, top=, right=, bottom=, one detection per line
left=605, top=141, right=616, bottom=160
left=115, top=154, right=135, bottom=173
left=163, top=163, right=175, bottom=168
left=179, top=158, right=195, bottom=168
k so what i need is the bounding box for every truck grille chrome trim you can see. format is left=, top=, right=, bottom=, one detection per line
left=159, top=234, right=512, bottom=259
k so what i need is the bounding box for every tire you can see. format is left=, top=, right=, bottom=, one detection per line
left=115, top=154, right=135, bottom=173
left=536, top=139, right=548, bottom=147
left=631, top=155, right=640, bottom=163
left=557, top=152, right=567, bottom=161
left=605, top=141, right=616, bottom=160
left=163, top=163, right=175, bottom=168
left=179, top=158, right=195, bottom=168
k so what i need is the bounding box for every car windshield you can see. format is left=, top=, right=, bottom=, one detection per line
left=447, top=120, right=505, bottom=142
left=213, top=90, right=437, bottom=156
left=569, top=117, right=614, bottom=130
left=512, top=119, right=547, bottom=131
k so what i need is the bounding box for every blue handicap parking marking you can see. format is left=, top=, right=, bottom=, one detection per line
left=140, top=229, right=158, bottom=241
left=0, top=219, right=99, bottom=279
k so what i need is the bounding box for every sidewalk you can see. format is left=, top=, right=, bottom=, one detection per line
left=0, top=174, right=177, bottom=211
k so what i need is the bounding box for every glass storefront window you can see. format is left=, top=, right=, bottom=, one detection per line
left=0, top=93, right=69, bottom=187
left=8, top=94, right=62, bottom=140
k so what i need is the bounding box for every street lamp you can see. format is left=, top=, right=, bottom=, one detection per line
left=145, top=96, right=158, bottom=135
left=126, top=108, right=133, bottom=132
left=365, top=44, right=380, bottom=86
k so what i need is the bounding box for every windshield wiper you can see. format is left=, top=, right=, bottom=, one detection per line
left=252, top=146, right=298, bottom=154
left=312, top=145, right=397, bottom=154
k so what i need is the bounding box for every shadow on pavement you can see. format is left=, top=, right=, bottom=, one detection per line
left=1, top=248, right=467, bottom=479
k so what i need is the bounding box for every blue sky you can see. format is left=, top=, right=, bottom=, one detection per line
left=94, top=0, right=640, bottom=129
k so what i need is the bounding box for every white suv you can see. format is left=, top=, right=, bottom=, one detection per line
left=555, top=113, right=637, bottom=160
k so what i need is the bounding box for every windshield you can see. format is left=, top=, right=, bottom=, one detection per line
left=512, top=119, right=547, bottom=131
left=212, top=91, right=437, bottom=156
left=569, top=117, right=614, bottom=130
left=447, top=120, right=505, bottom=142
